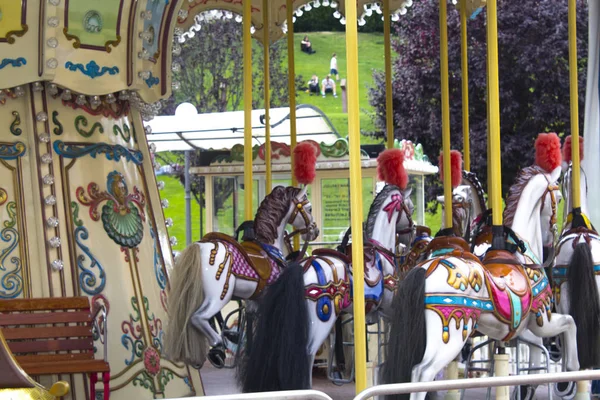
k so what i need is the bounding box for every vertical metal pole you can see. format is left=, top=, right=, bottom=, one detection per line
left=185, top=151, right=192, bottom=246
left=384, top=0, right=395, bottom=149
left=460, top=0, right=470, bottom=171
left=243, top=0, right=253, bottom=220
left=344, top=0, right=367, bottom=393
left=486, top=0, right=504, bottom=242
left=263, top=0, right=272, bottom=194
left=568, top=0, right=581, bottom=209
left=287, top=0, right=298, bottom=187
left=439, top=0, right=453, bottom=230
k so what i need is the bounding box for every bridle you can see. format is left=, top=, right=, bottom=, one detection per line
left=395, top=201, right=416, bottom=257
left=540, top=175, right=560, bottom=246
left=284, top=194, right=318, bottom=261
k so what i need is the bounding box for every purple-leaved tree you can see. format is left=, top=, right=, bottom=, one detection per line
left=368, top=0, right=589, bottom=208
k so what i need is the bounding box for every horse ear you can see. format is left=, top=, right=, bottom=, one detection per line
left=549, top=166, right=562, bottom=183
left=296, top=185, right=308, bottom=200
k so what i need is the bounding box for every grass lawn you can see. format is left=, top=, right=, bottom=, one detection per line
left=289, top=32, right=388, bottom=138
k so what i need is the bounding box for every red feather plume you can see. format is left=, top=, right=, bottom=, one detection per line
left=535, top=132, right=562, bottom=172
left=438, top=150, right=463, bottom=188
left=293, top=141, right=318, bottom=185
left=377, top=148, right=408, bottom=189
left=562, top=135, right=584, bottom=164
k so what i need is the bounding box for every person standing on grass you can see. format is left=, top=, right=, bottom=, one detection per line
left=321, top=75, right=337, bottom=98
left=329, top=53, right=339, bottom=80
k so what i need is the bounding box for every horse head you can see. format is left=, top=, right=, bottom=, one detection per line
left=437, top=185, right=473, bottom=239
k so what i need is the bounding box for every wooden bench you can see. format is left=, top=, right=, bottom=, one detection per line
left=0, top=296, right=110, bottom=400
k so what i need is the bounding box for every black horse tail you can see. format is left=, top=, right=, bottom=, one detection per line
left=380, top=267, right=427, bottom=400
left=236, top=262, right=310, bottom=392
left=567, top=242, right=600, bottom=369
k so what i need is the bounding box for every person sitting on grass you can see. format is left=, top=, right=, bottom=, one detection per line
left=307, top=75, right=319, bottom=95
left=321, top=75, right=337, bottom=98
left=301, top=36, right=316, bottom=54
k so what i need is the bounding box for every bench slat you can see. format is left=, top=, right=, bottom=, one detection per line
left=21, top=360, right=110, bottom=375
left=8, top=338, right=94, bottom=354
left=16, top=353, right=94, bottom=364
left=0, top=311, right=92, bottom=326
left=3, top=326, right=93, bottom=340
left=0, top=297, right=90, bottom=312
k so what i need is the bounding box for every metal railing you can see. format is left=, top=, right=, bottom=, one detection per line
left=353, top=370, right=600, bottom=400
left=166, top=390, right=333, bottom=400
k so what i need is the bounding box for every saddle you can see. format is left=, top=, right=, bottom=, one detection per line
left=313, top=248, right=351, bottom=265
left=336, top=243, right=382, bottom=287
left=415, top=225, right=431, bottom=237
left=201, top=232, right=273, bottom=296
left=426, top=236, right=470, bottom=255
left=482, top=249, right=529, bottom=296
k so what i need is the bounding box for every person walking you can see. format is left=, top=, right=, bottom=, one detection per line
left=330, top=53, right=339, bottom=80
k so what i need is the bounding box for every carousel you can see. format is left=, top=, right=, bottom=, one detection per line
left=0, top=0, right=598, bottom=400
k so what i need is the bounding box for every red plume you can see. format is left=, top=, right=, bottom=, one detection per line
left=535, top=132, right=562, bottom=172
left=293, top=141, right=318, bottom=185
left=438, top=150, right=463, bottom=188
left=562, top=135, right=584, bottom=164
left=377, top=148, right=408, bottom=189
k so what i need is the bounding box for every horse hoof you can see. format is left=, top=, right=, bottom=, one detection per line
left=208, top=347, right=227, bottom=369
left=554, top=381, right=576, bottom=400
left=512, top=385, right=535, bottom=400
left=192, top=363, right=203, bottom=370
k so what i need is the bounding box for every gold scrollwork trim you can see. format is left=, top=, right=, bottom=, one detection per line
left=5, top=24, right=29, bottom=44
left=63, top=27, right=81, bottom=49
left=105, top=35, right=122, bottom=53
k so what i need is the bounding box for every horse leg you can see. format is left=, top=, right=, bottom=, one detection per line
left=513, top=329, right=544, bottom=400
left=526, top=313, right=579, bottom=372
left=410, top=310, right=474, bottom=400
left=190, top=272, right=237, bottom=367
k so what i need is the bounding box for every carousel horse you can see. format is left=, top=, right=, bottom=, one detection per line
left=550, top=136, right=600, bottom=398
left=237, top=148, right=416, bottom=392
left=381, top=134, right=579, bottom=400
left=164, top=142, right=320, bottom=369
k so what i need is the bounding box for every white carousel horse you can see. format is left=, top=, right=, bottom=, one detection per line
left=550, top=156, right=600, bottom=398
left=381, top=164, right=580, bottom=400
left=164, top=184, right=319, bottom=368
left=237, top=182, right=415, bottom=392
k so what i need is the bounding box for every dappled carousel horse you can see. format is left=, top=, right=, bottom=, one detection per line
left=164, top=142, right=320, bottom=368
left=237, top=148, right=416, bottom=392
left=381, top=135, right=579, bottom=400
left=550, top=136, right=600, bottom=398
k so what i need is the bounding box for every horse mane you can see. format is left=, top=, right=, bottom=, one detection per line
left=503, top=165, right=546, bottom=227
left=462, top=170, right=487, bottom=210
left=254, top=186, right=302, bottom=243
left=365, top=185, right=400, bottom=238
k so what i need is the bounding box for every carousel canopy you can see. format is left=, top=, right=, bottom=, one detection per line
left=146, top=102, right=341, bottom=152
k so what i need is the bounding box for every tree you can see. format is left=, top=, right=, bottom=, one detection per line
left=160, top=13, right=299, bottom=217
left=368, top=0, right=589, bottom=208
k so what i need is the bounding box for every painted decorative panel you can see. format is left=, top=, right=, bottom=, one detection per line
left=0, top=0, right=28, bottom=44
left=142, top=0, right=170, bottom=62
left=63, top=0, right=124, bottom=52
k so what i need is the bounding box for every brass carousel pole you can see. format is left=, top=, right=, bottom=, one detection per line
left=439, top=0, right=453, bottom=231
left=384, top=0, right=395, bottom=149
left=287, top=0, right=298, bottom=187
left=344, top=0, right=368, bottom=393
left=460, top=0, right=470, bottom=171
left=263, top=0, right=272, bottom=194
left=243, top=0, right=254, bottom=220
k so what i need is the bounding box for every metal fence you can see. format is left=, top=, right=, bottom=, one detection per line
left=353, top=370, right=600, bottom=400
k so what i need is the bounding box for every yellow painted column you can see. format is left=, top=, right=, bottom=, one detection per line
left=243, top=0, right=253, bottom=220
left=439, top=0, right=453, bottom=229
left=568, top=0, right=581, bottom=209
left=263, top=0, right=272, bottom=194
left=384, top=0, right=394, bottom=149
left=287, top=0, right=298, bottom=187
left=460, top=0, right=470, bottom=171
left=486, top=0, right=503, bottom=231
left=344, top=0, right=367, bottom=393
